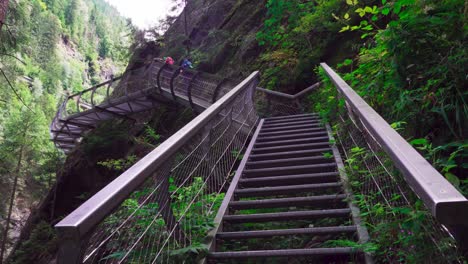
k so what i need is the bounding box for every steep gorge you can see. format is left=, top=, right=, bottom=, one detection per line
left=5, top=1, right=360, bottom=262
left=7, top=0, right=466, bottom=262
left=0, top=0, right=133, bottom=262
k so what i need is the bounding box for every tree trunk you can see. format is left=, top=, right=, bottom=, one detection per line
left=0, top=0, right=9, bottom=32
left=0, top=144, right=23, bottom=264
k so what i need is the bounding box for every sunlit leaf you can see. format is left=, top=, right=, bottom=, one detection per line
left=445, top=173, right=460, bottom=187
left=410, top=138, right=428, bottom=146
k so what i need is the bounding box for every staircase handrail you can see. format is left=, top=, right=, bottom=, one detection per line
left=320, top=63, right=468, bottom=231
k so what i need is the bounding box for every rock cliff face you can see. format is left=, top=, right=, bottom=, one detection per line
left=160, top=0, right=267, bottom=77
left=152, top=0, right=353, bottom=92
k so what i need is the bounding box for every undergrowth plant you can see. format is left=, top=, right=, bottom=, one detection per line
left=307, top=2, right=467, bottom=258
left=98, top=155, right=137, bottom=172
left=101, top=174, right=225, bottom=262
left=338, top=138, right=461, bottom=263
left=313, top=0, right=467, bottom=194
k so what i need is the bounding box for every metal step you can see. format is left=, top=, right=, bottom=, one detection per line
left=259, top=127, right=326, bottom=137
left=51, top=130, right=82, bottom=136
left=216, top=226, right=357, bottom=239
left=239, top=172, right=340, bottom=187
left=208, top=247, right=358, bottom=259
left=59, top=119, right=95, bottom=129
left=264, top=117, right=322, bottom=126
left=229, top=194, right=347, bottom=210
left=264, top=115, right=321, bottom=122
left=262, top=120, right=322, bottom=129
left=58, top=145, right=74, bottom=150
left=243, top=163, right=337, bottom=177
left=223, top=208, right=351, bottom=223
left=249, top=148, right=331, bottom=161
left=246, top=156, right=333, bottom=169
left=260, top=123, right=323, bottom=133
left=257, top=131, right=328, bottom=143
left=264, top=113, right=319, bottom=121
left=252, top=142, right=330, bottom=154
left=235, top=183, right=342, bottom=198
left=254, top=136, right=329, bottom=148
left=205, top=114, right=372, bottom=264
left=54, top=138, right=78, bottom=144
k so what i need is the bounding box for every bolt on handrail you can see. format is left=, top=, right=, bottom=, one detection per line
left=320, top=63, right=468, bottom=240
left=54, top=71, right=260, bottom=263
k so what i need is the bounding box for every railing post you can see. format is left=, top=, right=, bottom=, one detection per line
left=212, top=78, right=227, bottom=103
left=203, top=123, right=222, bottom=194
left=156, top=64, right=168, bottom=94
left=446, top=225, right=468, bottom=256
left=56, top=229, right=87, bottom=264
left=266, top=95, right=272, bottom=114
left=105, top=75, right=114, bottom=105
left=155, top=166, right=187, bottom=244
left=170, top=68, right=182, bottom=101
left=76, top=93, right=82, bottom=113
left=187, top=72, right=200, bottom=112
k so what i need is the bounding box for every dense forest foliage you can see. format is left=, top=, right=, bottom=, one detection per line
left=257, top=0, right=466, bottom=194
left=0, top=0, right=135, bottom=260
left=256, top=0, right=466, bottom=261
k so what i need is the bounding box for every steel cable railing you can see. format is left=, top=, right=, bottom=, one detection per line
left=55, top=72, right=259, bottom=264
left=52, top=60, right=467, bottom=263
left=321, top=63, right=467, bottom=262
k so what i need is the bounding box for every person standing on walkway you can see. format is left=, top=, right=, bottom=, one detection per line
left=181, top=58, right=193, bottom=69
left=164, top=56, right=174, bottom=65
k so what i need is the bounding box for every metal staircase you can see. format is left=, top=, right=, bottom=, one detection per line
left=53, top=64, right=467, bottom=264
left=206, top=114, right=371, bottom=263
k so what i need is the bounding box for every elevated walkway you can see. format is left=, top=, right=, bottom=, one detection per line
left=50, top=59, right=239, bottom=153
left=52, top=64, right=467, bottom=264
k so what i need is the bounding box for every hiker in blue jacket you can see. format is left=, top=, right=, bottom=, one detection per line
left=181, top=58, right=193, bottom=69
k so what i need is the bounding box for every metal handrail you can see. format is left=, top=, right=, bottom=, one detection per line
left=320, top=63, right=468, bottom=226
left=54, top=71, right=260, bottom=262
left=67, top=77, right=123, bottom=99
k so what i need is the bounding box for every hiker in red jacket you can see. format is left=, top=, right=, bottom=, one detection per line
left=164, top=56, right=174, bottom=65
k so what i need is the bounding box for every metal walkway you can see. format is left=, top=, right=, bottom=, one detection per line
left=206, top=114, right=372, bottom=263
left=50, top=59, right=240, bottom=153
left=52, top=64, right=468, bottom=264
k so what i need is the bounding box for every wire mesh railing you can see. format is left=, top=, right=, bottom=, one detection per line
left=321, top=63, right=468, bottom=262
left=54, top=72, right=260, bottom=264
